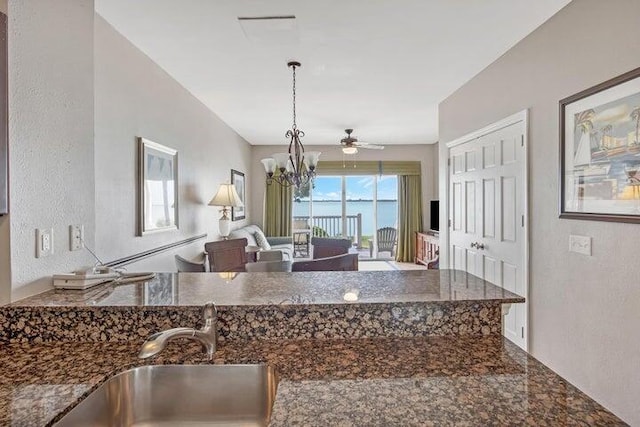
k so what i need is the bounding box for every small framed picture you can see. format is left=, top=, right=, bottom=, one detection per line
left=560, top=67, right=640, bottom=223
left=231, top=169, right=245, bottom=221
left=138, top=137, right=179, bottom=235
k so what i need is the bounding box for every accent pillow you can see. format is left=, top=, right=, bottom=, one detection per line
left=254, top=230, right=272, bottom=250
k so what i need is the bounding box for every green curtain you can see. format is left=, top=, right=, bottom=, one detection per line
left=396, top=175, right=423, bottom=262
left=263, top=182, right=293, bottom=237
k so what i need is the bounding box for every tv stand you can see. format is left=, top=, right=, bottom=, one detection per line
left=415, top=231, right=439, bottom=269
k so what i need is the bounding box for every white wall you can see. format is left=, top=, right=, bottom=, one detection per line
left=438, top=1, right=639, bottom=424
left=94, top=16, right=252, bottom=270
left=250, top=144, right=437, bottom=231
left=8, top=0, right=96, bottom=301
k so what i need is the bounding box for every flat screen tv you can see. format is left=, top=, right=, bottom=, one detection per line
left=430, top=200, right=439, bottom=232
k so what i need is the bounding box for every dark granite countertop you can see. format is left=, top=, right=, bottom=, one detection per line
left=0, top=336, right=624, bottom=426
left=10, top=270, right=524, bottom=308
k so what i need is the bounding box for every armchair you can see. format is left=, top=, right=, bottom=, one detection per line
left=311, top=237, right=352, bottom=259
left=204, top=238, right=248, bottom=272
left=292, top=253, right=358, bottom=272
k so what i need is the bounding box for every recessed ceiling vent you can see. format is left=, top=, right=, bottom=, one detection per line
left=237, top=15, right=298, bottom=44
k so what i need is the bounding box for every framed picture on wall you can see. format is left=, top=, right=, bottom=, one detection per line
left=137, top=137, right=179, bottom=235
left=231, top=169, right=245, bottom=221
left=560, top=66, right=640, bottom=223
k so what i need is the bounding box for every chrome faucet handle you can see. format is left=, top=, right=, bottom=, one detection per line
left=203, top=302, right=217, bottom=320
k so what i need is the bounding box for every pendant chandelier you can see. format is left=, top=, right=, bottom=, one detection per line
left=261, top=61, right=320, bottom=189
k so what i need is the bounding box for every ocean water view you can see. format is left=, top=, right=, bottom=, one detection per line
left=293, top=200, right=398, bottom=236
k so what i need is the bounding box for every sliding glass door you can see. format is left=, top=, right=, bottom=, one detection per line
left=292, top=175, right=398, bottom=260
left=375, top=176, right=399, bottom=259
left=345, top=176, right=374, bottom=256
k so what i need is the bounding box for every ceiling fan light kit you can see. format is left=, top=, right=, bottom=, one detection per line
left=342, top=146, right=358, bottom=155
left=261, top=61, right=320, bottom=189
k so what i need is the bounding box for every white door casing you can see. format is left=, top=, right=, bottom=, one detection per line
left=446, top=110, right=528, bottom=350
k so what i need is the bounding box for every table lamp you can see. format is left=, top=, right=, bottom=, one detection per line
left=208, top=183, right=243, bottom=239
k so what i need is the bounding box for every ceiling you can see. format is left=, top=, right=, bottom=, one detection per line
left=96, top=0, right=570, bottom=145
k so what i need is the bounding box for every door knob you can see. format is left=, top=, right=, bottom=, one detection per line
left=471, top=242, right=485, bottom=250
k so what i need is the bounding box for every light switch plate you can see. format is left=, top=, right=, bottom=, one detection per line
left=69, top=224, right=84, bottom=251
left=569, top=234, right=591, bottom=256
left=36, top=228, right=54, bottom=258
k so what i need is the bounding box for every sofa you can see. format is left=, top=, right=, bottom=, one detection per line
left=229, top=225, right=294, bottom=261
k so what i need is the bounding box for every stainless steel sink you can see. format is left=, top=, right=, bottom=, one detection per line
left=56, top=364, right=278, bottom=427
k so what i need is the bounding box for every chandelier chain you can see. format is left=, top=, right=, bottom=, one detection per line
left=292, top=64, right=297, bottom=129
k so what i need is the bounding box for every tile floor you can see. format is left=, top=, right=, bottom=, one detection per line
left=358, top=260, right=429, bottom=271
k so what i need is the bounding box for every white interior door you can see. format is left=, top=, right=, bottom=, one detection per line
left=448, top=114, right=528, bottom=350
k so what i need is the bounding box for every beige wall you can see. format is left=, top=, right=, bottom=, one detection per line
left=1, top=3, right=253, bottom=302
left=438, top=1, right=640, bottom=424
left=94, top=16, right=251, bottom=271
left=250, top=144, right=438, bottom=232
left=8, top=0, right=96, bottom=301
left=0, top=0, right=8, bottom=304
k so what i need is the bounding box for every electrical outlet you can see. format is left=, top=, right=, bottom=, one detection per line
left=36, top=228, right=54, bottom=258
left=69, top=224, right=84, bottom=251
left=569, top=234, right=591, bottom=256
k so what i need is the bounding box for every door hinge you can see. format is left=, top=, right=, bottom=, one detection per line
left=448, top=158, right=451, bottom=166
left=448, top=219, right=452, bottom=228
left=521, top=327, right=525, bottom=338
left=521, top=134, right=524, bottom=147
left=521, top=215, right=524, bottom=227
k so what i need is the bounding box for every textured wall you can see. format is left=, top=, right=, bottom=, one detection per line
left=8, top=0, right=96, bottom=301
left=0, top=0, right=8, bottom=304
left=94, top=16, right=252, bottom=270
left=250, top=144, right=438, bottom=232
left=438, top=1, right=640, bottom=424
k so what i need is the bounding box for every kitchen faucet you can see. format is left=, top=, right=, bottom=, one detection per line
left=139, top=302, right=217, bottom=360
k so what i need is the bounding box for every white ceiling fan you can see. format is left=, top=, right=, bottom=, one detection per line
left=340, top=129, right=385, bottom=155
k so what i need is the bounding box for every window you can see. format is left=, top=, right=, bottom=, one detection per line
left=292, top=175, right=398, bottom=260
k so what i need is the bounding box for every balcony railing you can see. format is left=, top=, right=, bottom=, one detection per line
left=293, top=214, right=363, bottom=248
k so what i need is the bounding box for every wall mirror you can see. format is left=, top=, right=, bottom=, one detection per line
left=138, top=137, right=178, bottom=235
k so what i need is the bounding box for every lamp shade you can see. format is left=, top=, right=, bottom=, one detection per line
left=208, top=183, right=243, bottom=208
left=271, top=153, right=292, bottom=171
left=261, top=158, right=277, bottom=174
left=304, top=151, right=321, bottom=168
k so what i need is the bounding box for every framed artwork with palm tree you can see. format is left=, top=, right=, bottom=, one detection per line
left=560, top=66, right=640, bottom=223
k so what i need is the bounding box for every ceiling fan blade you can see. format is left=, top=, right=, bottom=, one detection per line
left=354, top=142, right=385, bottom=150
